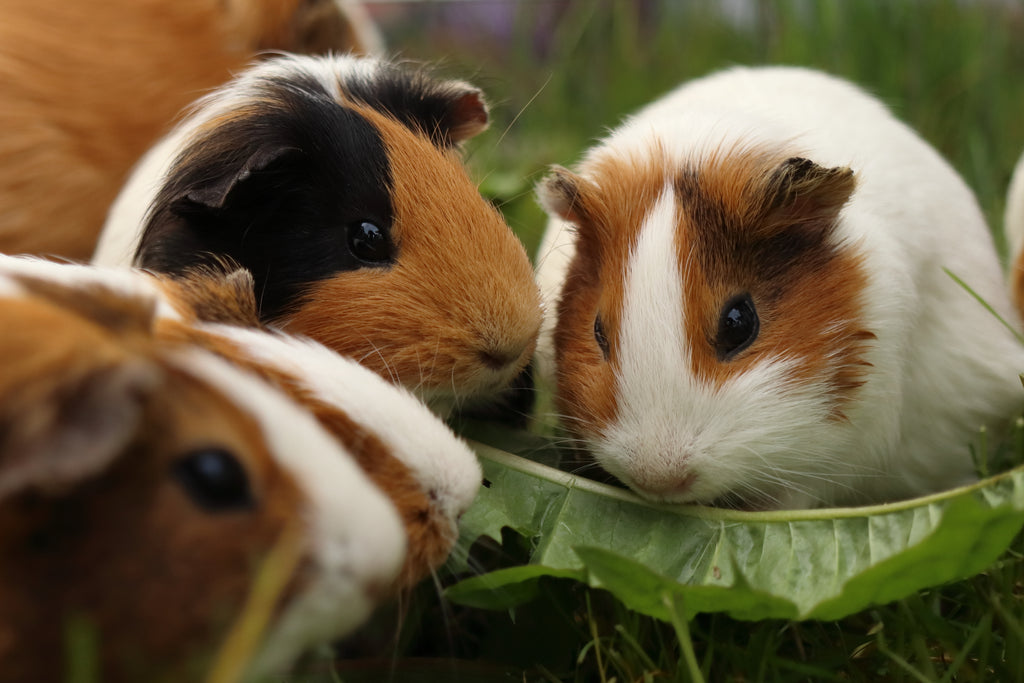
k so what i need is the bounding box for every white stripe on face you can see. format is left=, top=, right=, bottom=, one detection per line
left=615, top=184, right=687, bottom=422
left=600, top=184, right=705, bottom=491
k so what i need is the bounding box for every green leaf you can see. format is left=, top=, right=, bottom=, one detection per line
left=445, top=565, right=584, bottom=610
left=449, top=439, right=1024, bottom=622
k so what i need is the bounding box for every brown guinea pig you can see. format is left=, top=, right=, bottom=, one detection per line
left=0, top=0, right=381, bottom=261
left=93, top=53, right=542, bottom=415
left=0, top=257, right=406, bottom=682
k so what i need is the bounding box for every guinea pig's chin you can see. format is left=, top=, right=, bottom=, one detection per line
left=625, top=475, right=707, bottom=506
left=594, top=451, right=725, bottom=506
left=417, top=370, right=524, bottom=417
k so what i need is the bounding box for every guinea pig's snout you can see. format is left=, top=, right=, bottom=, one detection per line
left=473, top=326, right=537, bottom=379
left=632, top=471, right=698, bottom=502
left=476, top=344, right=524, bottom=371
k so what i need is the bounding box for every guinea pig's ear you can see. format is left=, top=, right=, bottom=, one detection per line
left=755, top=157, right=856, bottom=238
left=0, top=360, right=158, bottom=502
left=539, top=166, right=611, bottom=265
left=174, top=145, right=301, bottom=213
left=538, top=166, right=592, bottom=225
left=441, top=84, right=490, bottom=144
left=225, top=0, right=382, bottom=56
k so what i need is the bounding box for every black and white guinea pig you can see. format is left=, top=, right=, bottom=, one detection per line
left=535, top=66, right=1024, bottom=510
left=0, top=255, right=406, bottom=682
left=94, top=53, right=541, bottom=414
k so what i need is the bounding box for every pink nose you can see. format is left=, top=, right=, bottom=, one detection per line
left=633, top=472, right=697, bottom=501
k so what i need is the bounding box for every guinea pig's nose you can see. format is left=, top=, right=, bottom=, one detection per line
left=477, top=346, right=522, bottom=370
left=634, top=472, right=698, bottom=502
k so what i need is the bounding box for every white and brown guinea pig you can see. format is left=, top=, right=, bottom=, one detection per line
left=535, top=66, right=1024, bottom=510
left=153, top=267, right=483, bottom=589
left=0, top=0, right=381, bottom=261
left=0, top=256, right=406, bottom=681
left=0, top=255, right=483, bottom=589
left=94, top=53, right=542, bottom=415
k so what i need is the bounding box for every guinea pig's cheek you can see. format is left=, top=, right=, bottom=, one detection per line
left=555, top=356, right=618, bottom=443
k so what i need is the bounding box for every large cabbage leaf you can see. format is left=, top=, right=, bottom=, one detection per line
left=447, top=436, right=1024, bottom=622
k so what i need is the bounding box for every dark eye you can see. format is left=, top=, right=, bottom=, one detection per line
left=171, top=448, right=254, bottom=512
left=715, top=294, right=759, bottom=360
left=594, top=314, right=610, bottom=359
left=347, top=221, right=393, bottom=264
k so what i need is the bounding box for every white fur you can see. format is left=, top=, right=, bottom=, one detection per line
left=197, top=323, right=482, bottom=525
left=94, top=133, right=184, bottom=266
left=1005, top=149, right=1024, bottom=267
left=93, top=54, right=391, bottom=266
left=166, top=348, right=406, bottom=680
left=533, top=216, right=576, bottom=385
left=0, top=254, right=182, bottom=321
left=537, top=66, right=1024, bottom=508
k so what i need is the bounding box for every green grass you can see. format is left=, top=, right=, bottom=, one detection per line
left=315, top=1, right=1024, bottom=681
left=389, top=0, right=1024, bottom=259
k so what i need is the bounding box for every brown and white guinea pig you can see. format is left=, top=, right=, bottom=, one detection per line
left=93, top=53, right=542, bottom=415
left=0, top=0, right=381, bottom=262
left=0, top=256, right=406, bottom=681
left=535, top=66, right=1024, bottom=510
left=152, top=266, right=484, bottom=588
left=0, top=254, right=483, bottom=591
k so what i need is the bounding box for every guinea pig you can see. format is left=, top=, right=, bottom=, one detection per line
left=0, top=254, right=483, bottom=589
left=1004, top=149, right=1024, bottom=317
left=0, top=0, right=381, bottom=262
left=153, top=267, right=483, bottom=588
left=0, top=261, right=407, bottom=681
left=93, top=53, right=542, bottom=415
left=535, top=66, right=1024, bottom=510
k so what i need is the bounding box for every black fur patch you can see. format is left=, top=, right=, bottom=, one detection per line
left=135, top=78, right=394, bottom=322
left=340, top=63, right=476, bottom=148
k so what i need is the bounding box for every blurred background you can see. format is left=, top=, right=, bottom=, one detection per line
left=366, top=0, right=1024, bottom=261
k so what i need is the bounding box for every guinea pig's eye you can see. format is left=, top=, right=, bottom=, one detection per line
left=715, top=294, right=759, bottom=360
left=171, top=448, right=255, bottom=513
left=594, top=314, right=610, bottom=359
left=347, top=220, right=393, bottom=264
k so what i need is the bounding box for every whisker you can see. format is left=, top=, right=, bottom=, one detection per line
left=493, top=72, right=552, bottom=152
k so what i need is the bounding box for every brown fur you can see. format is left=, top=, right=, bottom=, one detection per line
left=1012, top=253, right=1024, bottom=322
left=673, top=150, right=873, bottom=417
left=0, top=291, right=304, bottom=682
left=550, top=145, right=873, bottom=438
left=0, top=0, right=377, bottom=260
left=8, top=275, right=158, bottom=337
left=282, top=103, right=542, bottom=399
left=547, top=154, right=668, bottom=438
left=155, top=267, right=262, bottom=327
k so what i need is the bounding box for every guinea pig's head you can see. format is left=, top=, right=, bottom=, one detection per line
left=0, top=284, right=405, bottom=681
left=160, top=313, right=483, bottom=590
left=134, top=54, right=541, bottom=412
left=538, top=145, right=875, bottom=508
